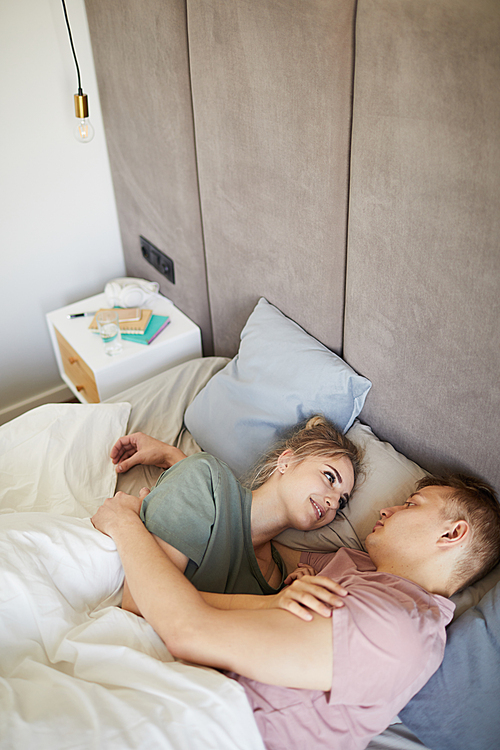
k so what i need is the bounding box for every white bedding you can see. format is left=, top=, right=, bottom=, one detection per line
left=0, top=402, right=131, bottom=517
left=0, top=402, right=265, bottom=750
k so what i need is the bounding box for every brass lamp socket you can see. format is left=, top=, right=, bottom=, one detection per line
left=74, top=93, right=89, bottom=119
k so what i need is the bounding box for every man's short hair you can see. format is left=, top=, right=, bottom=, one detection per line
left=416, top=474, right=500, bottom=592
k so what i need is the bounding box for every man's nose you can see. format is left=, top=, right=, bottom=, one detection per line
left=380, top=504, right=405, bottom=518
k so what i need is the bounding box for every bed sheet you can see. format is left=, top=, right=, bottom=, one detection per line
left=0, top=512, right=264, bottom=750
left=0, top=357, right=264, bottom=750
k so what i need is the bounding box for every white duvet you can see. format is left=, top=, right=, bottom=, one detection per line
left=0, top=404, right=264, bottom=750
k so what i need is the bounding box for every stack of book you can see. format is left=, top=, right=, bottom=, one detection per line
left=89, top=309, right=170, bottom=345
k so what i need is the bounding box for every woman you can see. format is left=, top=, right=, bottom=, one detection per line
left=110, top=415, right=362, bottom=614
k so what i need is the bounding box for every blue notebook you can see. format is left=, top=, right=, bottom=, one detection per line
left=121, top=315, right=170, bottom=345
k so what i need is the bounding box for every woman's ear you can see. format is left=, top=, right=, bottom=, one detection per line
left=277, top=449, right=294, bottom=474
left=438, top=520, right=470, bottom=547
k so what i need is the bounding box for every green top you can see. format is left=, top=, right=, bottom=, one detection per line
left=140, top=453, right=286, bottom=595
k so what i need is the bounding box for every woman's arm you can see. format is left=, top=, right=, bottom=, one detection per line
left=92, top=495, right=334, bottom=691
left=201, top=571, right=347, bottom=620
left=111, top=432, right=187, bottom=473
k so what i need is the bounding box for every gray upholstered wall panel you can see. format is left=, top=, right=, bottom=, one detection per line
left=345, top=0, right=500, bottom=492
left=187, top=0, right=356, bottom=356
left=85, top=0, right=213, bottom=353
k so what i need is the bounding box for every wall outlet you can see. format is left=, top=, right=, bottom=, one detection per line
left=140, top=236, right=175, bottom=284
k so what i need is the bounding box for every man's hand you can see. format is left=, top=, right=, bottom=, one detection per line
left=265, top=571, right=349, bottom=621
left=91, top=488, right=149, bottom=538
left=110, top=432, right=187, bottom=473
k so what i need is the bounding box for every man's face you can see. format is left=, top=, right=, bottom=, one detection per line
left=365, top=485, right=452, bottom=564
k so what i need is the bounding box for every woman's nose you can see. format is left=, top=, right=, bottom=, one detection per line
left=325, top=490, right=341, bottom=510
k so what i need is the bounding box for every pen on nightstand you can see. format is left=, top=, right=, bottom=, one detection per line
left=67, top=312, right=97, bottom=318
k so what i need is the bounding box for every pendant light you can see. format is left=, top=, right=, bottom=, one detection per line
left=61, top=0, right=94, bottom=143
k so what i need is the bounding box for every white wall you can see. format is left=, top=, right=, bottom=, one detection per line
left=0, top=0, right=125, bottom=420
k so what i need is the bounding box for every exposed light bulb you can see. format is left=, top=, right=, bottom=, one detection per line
left=74, top=90, right=94, bottom=143
left=62, top=1, right=95, bottom=144
left=75, top=118, right=95, bottom=143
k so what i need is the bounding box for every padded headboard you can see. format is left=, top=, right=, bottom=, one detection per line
left=85, top=0, right=356, bottom=357
left=344, top=0, right=500, bottom=492
left=186, top=0, right=355, bottom=355
left=85, top=0, right=500, bottom=495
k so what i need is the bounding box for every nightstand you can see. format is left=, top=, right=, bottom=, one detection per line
left=47, top=293, right=202, bottom=403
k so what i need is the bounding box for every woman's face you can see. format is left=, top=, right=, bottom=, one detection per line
left=277, top=451, right=355, bottom=531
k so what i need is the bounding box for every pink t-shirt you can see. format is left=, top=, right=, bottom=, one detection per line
left=233, top=548, right=455, bottom=750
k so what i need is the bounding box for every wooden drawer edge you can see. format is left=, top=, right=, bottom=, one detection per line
left=54, top=328, right=100, bottom=403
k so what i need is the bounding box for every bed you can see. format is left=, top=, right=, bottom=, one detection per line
left=1, top=299, right=499, bottom=749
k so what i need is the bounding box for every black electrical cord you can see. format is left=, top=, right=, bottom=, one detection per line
left=61, top=0, right=83, bottom=94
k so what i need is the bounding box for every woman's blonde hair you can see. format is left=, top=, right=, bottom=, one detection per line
left=246, top=415, right=363, bottom=508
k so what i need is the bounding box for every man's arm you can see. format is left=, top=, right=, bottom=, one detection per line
left=119, top=491, right=346, bottom=620
left=122, top=532, right=189, bottom=614
left=92, top=495, right=334, bottom=691
left=124, top=537, right=347, bottom=621
left=121, top=506, right=347, bottom=620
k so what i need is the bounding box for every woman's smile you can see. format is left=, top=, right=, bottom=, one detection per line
left=310, top=498, right=325, bottom=521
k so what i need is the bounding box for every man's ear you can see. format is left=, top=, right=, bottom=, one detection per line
left=438, top=520, right=470, bottom=547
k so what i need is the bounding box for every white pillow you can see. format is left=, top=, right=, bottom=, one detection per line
left=0, top=402, right=131, bottom=517
left=184, top=298, right=372, bottom=477
left=275, top=420, right=427, bottom=550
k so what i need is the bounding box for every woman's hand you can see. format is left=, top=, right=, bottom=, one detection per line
left=266, top=569, right=349, bottom=621
left=91, top=488, right=149, bottom=538
left=284, top=562, right=318, bottom=585
left=110, top=432, right=187, bottom=473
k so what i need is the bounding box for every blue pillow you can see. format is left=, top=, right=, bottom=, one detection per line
left=399, top=581, right=500, bottom=750
left=184, top=298, right=371, bottom=478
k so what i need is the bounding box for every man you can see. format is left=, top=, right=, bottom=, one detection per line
left=91, top=474, right=500, bottom=750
